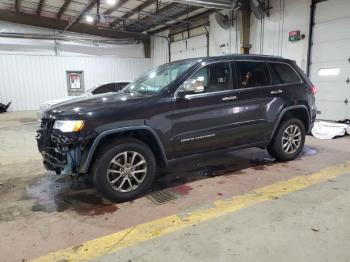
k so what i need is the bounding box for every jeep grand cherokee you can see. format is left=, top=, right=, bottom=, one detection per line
left=37, top=55, right=317, bottom=202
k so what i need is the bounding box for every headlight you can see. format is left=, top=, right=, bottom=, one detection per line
left=53, top=120, right=84, bottom=132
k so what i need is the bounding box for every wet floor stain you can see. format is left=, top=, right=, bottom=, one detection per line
left=26, top=175, right=118, bottom=216
left=249, top=158, right=275, bottom=171
left=170, top=185, right=193, bottom=195
left=152, top=146, right=318, bottom=196
left=301, top=146, right=318, bottom=157
left=19, top=146, right=319, bottom=212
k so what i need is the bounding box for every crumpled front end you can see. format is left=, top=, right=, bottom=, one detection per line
left=36, top=118, right=96, bottom=175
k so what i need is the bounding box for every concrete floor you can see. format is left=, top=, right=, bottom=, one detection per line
left=0, top=111, right=350, bottom=262
left=101, top=174, right=350, bottom=262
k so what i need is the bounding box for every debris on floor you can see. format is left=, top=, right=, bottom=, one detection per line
left=311, top=121, right=350, bottom=139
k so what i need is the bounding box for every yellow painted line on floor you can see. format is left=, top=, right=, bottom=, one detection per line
left=31, top=161, right=350, bottom=262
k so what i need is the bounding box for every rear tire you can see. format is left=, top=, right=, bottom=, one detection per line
left=268, top=118, right=305, bottom=161
left=93, top=138, right=156, bottom=202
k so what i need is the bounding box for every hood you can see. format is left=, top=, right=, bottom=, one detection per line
left=43, top=97, right=75, bottom=106
left=45, top=91, right=146, bottom=119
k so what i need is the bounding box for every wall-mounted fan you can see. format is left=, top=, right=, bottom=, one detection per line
left=215, top=12, right=231, bottom=30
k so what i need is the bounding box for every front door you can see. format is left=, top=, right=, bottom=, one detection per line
left=172, top=61, right=240, bottom=158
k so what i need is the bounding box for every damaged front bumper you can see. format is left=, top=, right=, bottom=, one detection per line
left=36, top=118, right=96, bottom=175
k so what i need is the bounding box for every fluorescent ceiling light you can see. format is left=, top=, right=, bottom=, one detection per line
left=85, top=15, right=94, bottom=23
left=318, top=68, right=340, bottom=76
left=106, top=0, right=117, bottom=5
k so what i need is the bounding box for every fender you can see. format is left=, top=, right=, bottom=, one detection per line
left=270, top=105, right=311, bottom=139
left=79, top=126, right=168, bottom=174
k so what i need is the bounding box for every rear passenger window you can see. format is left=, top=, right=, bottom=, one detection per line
left=269, top=63, right=300, bottom=84
left=237, top=61, right=271, bottom=88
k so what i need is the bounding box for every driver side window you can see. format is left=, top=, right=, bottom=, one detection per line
left=189, top=62, right=231, bottom=93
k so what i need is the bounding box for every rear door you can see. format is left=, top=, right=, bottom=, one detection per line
left=235, top=60, right=286, bottom=145
left=172, top=61, right=240, bottom=157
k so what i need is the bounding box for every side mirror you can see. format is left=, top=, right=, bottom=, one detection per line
left=178, top=79, right=205, bottom=97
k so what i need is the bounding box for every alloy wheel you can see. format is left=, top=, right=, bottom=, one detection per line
left=282, top=124, right=302, bottom=154
left=107, top=151, right=147, bottom=193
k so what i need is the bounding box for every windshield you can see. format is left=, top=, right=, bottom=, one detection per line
left=122, top=61, right=195, bottom=95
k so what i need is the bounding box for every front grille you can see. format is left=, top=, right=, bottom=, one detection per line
left=37, top=118, right=55, bottom=151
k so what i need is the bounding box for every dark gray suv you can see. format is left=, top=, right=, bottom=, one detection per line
left=37, top=55, right=317, bottom=202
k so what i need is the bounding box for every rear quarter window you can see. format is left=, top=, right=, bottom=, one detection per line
left=269, top=63, right=301, bottom=84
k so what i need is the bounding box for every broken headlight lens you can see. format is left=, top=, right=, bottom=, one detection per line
left=53, top=120, right=84, bottom=133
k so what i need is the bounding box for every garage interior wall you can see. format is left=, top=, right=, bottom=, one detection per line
left=150, top=30, right=170, bottom=67
left=250, top=0, right=310, bottom=71
left=0, top=22, right=152, bottom=111
left=209, top=9, right=240, bottom=56
left=151, top=0, right=310, bottom=72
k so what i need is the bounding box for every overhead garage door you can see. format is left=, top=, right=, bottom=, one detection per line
left=170, top=34, right=208, bottom=61
left=310, top=0, right=350, bottom=121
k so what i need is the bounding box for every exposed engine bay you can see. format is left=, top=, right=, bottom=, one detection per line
left=36, top=118, right=96, bottom=175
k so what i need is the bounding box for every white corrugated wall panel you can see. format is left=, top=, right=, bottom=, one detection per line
left=0, top=55, right=151, bottom=111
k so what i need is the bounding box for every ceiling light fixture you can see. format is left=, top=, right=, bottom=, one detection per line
left=85, top=15, right=94, bottom=23
left=106, top=0, right=117, bottom=5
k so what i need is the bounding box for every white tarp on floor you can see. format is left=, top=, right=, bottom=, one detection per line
left=312, top=121, right=350, bottom=139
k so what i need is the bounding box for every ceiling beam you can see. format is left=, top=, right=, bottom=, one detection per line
left=75, top=0, right=98, bottom=23
left=151, top=9, right=213, bottom=34
left=37, top=0, right=45, bottom=15
left=57, top=0, right=72, bottom=19
left=15, top=0, right=20, bottom=12
left=121, top=0, right=155, bottom=19
left=0, top=9, right=148, bottom=39
left=134, top=3, right=201, bottom=32
left=104, top=0, right=129, bottom=15
left=172, top=0, right=235, bottom=9
left=109, top=0, right=155, bottom=28
left=125, top=2, right=183, bottom=31
left=138, top=2, right=179, bottom=23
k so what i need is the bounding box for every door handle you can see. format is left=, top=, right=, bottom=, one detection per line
left=270, top=90, right=283, bottom=95
left=222, top=96, right=237, bottom=101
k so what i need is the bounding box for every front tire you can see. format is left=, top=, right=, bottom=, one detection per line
left=268, top=118, right=305, bottom=161
left=93, top=138, right=156, bottom=202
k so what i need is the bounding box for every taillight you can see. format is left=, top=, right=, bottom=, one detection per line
left=310, top=85, right=317, bottom=95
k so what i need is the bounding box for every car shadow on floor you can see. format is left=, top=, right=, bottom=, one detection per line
left=25, top=146, right=317, bottom=216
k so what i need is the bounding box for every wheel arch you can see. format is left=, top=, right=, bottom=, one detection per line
left=270, top=105, right=310, bottom=139
left=79, top=126, right=168, bottom=174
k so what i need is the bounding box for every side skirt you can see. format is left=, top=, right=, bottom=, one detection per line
left=165, top=140, right=270, bottom=168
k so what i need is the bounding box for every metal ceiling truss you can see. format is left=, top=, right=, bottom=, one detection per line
left=57, top=0, right=72, bottom=19
left=125, top=2, right=199, bottom=32
left=0, top=0, right=232, bottom=40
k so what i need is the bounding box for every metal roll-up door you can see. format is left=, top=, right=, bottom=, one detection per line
left=310, top=0, right=350, bottom=121
left=170, top=26, right=208, bottom=61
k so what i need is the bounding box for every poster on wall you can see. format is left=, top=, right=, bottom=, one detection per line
left=66, top=71, right=85, bottom=95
